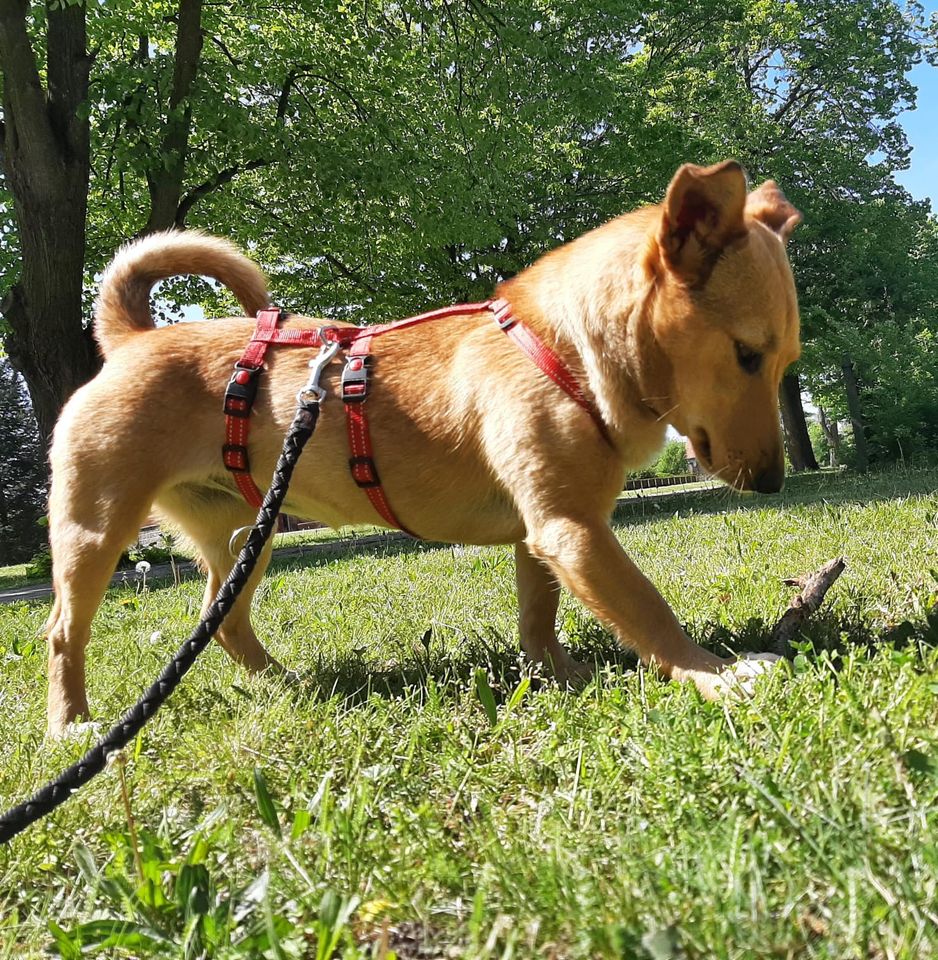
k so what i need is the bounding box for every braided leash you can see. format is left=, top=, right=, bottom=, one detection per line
left=0, top=396, right=324, bottom=844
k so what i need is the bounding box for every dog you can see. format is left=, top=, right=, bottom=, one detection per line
left=43, top=160, right=801, bottom=737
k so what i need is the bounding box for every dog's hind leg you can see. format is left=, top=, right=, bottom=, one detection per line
left=45, top=475, right=157, bottom=737
left=515, top=542, right=594, bottom=685
left=156, top=487, right=285, bottom=674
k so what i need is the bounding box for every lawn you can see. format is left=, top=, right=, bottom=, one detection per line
left=0, top=564, right=31, bottom=593
left=0, top=467, right=936, bottom=958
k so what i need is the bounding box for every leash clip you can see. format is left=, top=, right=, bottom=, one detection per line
left=297, top=338, right=341, bottom=407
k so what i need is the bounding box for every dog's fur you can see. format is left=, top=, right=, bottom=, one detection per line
left=44, top=160, right=801, bottom=736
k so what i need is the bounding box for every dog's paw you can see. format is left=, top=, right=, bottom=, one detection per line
left=553, top=657, right=595, bottom=689
left=712, top=653, right=784, bottom=700
left=46, top=720, right=102, bottom=742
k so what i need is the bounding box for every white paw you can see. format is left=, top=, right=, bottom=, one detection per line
left=714, top=653, right=783, bottom=699
left=47, top=720, right=102, bottom=742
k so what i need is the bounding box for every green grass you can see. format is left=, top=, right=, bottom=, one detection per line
left=0, top=563, right=31, bottom=592
left=0, top=468, right=936, bottom=958
left=0, top=527, right=392, bottom=594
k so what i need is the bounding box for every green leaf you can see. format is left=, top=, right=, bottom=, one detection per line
left=474, top=669, right=498, bottom=727
left=176, top=863, right=211, bottom=918
left=505, top=676, right=531, bottom=714
left=73, top=844, right=99, bottom=887
left=253, top=766, right=282, bottom=838
left=52, top=919, right=169, bottom=952
left=46, top=921, right=80, bottom=960
left=315, top=890, right=359, bottom=960
left=291, top=807, right=312, bottom=841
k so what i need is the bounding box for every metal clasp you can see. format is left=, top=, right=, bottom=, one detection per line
left=297, top=338, right=341, bottom=406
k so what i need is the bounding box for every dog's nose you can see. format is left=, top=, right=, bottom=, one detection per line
left=752, top=461, right=785, bottom=494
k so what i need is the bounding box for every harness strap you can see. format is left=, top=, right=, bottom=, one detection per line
left=223, top=307, right=282, bottom=508
left=341, top=334, right=417, bottom=536
left=223, top=298, right=611, bottom=533
left=488, top=299, right=612, bottom=446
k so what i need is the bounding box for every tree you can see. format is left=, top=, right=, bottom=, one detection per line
left=0, top=355, right=46, bottom=563
left=797, top=195, right=938, bottom=467
left=1, top=0, right=935, bottom=465
left=0, top=0, right=98, bottom=447
left=779, top=374, right=820, bottom=471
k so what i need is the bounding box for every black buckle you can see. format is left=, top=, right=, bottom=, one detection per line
left=224, top=364, right=261, bottom=416
left=341, top=355, right=370, bottom=403
left=223, top=443, right=250, bottom=472
left=349, top=455, right=380, bottom=488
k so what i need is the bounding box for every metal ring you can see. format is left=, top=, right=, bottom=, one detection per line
left=228, top=524, right=257, bottom=557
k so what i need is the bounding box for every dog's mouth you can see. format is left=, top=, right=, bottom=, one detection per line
left=689, top=428, right=751, bottom=491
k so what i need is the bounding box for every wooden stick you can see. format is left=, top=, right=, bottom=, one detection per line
left=770, top=557, right=846, bottom=657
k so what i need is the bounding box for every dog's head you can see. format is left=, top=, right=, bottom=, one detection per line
left=644, top=160, right=801, bottom=493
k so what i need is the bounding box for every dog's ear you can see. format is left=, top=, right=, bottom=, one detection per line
left=658, top=160, right=748, bottom=285
left=746, top=180, right=802, bottom=243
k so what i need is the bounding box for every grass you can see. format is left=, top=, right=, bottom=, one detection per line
left=0, top=563, right=30, bottom=592
left=0, top=527, right=393, bottom=595
left=0, top=467, right=936, bottom=958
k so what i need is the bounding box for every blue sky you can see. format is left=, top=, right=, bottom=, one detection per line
left=894, top=3, right=938, bottom=206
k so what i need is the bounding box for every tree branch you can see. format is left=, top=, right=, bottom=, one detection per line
left=175, top=61, right=308, bottom=224
left=142, top=0, right=204, bottom=234
left=175, top=157, right=269, bottom=225
left=0, top=0, right=60, bottom=185
left=770, top=558, right=846, bottom=657
left=46, top=0, right=91, bottom=164
left=209, top=34, right=240, bottom=67
left=277, top=64, right=313, bottom=123
left=321, top=252, right=379, bottom=296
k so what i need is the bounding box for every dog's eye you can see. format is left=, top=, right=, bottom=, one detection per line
left=735, top=341, right=763, bottom=374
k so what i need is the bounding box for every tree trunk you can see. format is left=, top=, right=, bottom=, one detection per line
left=841, top=356, right=869, bottom=472
left=779, top=372, right=819, bottom=471
left=817, top=405, right=840, bottom=468
left=0, top=0, right=208, bottom=453
left=141, top=0, right=204, bottom=234
left=0, top=0, right=98, bottom=449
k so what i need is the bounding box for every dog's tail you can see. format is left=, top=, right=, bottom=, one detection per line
left=94, top=230, right=270, bottom=358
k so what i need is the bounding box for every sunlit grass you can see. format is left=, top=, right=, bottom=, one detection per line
left=0, top=467, right=936, bottom=958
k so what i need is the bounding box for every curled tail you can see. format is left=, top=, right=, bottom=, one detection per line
left=94, top=230, right=270, bottom=358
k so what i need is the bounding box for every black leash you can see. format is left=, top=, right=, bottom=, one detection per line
left=0, top=342, right=338, bottom=844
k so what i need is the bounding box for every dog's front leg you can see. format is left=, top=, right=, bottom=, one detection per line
left=525, top=515, right=748, bottom=699
left=514, top=542, right=594, bottom=685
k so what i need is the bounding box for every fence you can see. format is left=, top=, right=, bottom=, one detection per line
left=623, top=473, right=715, bottom=492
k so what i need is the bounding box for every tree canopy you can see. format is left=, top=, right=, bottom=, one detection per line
left=1, top=0, right=936, bottom=468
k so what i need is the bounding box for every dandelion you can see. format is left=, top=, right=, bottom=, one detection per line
left=135, top=559, right=151, bottom=591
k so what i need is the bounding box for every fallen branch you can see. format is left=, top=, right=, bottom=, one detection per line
left=770, top=556, right=846, bottom=657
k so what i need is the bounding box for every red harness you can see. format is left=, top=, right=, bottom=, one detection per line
left=222, top=298, right=610, bottom=534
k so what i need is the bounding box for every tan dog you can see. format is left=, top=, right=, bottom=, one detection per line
left=44, top=160, right=801, bottom=737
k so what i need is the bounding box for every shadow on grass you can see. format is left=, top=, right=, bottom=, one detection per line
left=256, top=604, right=938, bottom=715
